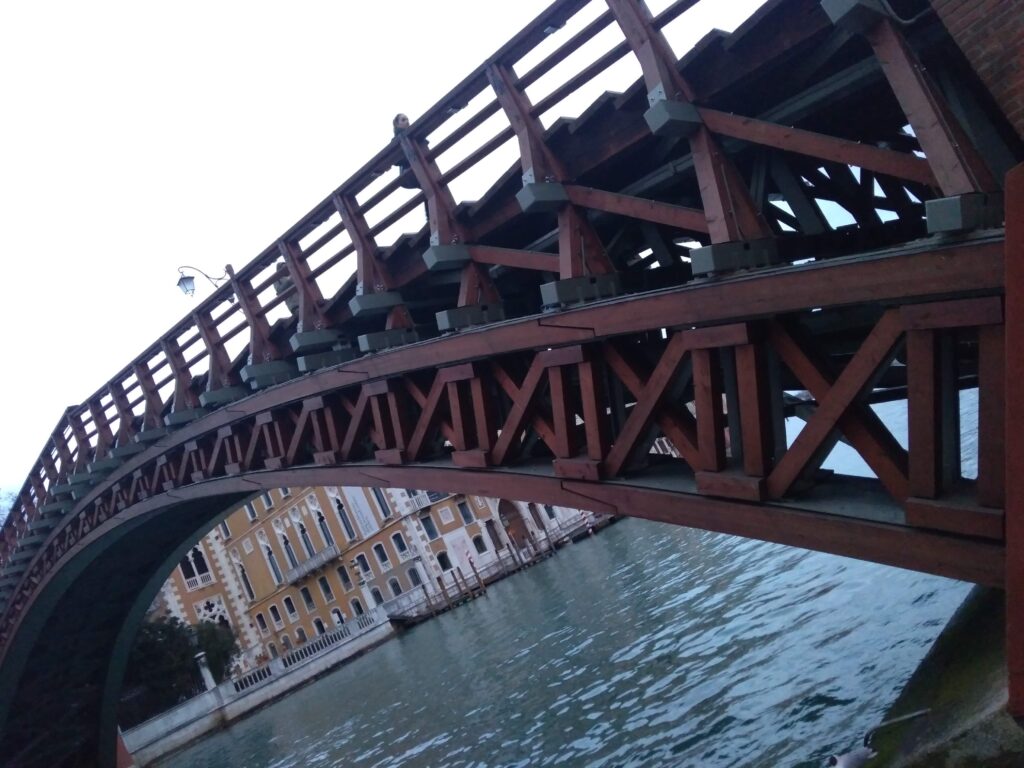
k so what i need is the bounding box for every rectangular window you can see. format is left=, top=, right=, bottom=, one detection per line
left=337, top=565, right=353, bottom=591
left=457, top=501, right=473, bottom=525
left=300, top=586, right=316, bottom=612
left=245, top=502, right=257, bottom=522
left=261, top=491, right=274, bottom=510
left=420, top=515, right=439, bottom=540
left=281, top=487, right=291, bottom=497
left=544, top=504, right=556, bottom=520
left=372, top=487, right=392, bottom=518
left=318, top=576, right=335, bottom=602
left=438, top=505, right=455, bottom=526
left=219, top=520, right=231, bottom=539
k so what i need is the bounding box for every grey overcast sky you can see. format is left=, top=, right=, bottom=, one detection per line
left=0, top=0, right=767, bottom=496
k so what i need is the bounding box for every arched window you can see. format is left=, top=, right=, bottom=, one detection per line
left=281, top=634, right=292, bottom=651
left=232, top=550, right=256, bottom=602
left=351, top=598, right=365, bottom=616
left=268, top=643, right=278, bottom=659
left=373, top=543, right=391, bottom=569
left=298, top=523, right=315, bottom=558
left=191, top=547, right=210, bottom=575
left=317, top=511, right=335, bottom=549
left=269, top=604, right=283, bottom=628
left=313, top=618, right=326, bottom=636
left=255, top=613, right=268, bottom=635
left=296, top=628, right=308, bottom=644
left=391, top=532, right=408, bottom=554
left=408, top=567, right=423, bottom=587
left=300, top=586, right=316, bottom=612
left=264, top=545, right=283, bottom=585
left=337, top=565, right=353, bottom=591
left=473, top=535, right=488, bottom=554
left=318, top=576, right=335, bottom=602
left=371, top=588, right=384, bottom=606
left=333, top=497, right=357, bottom=541
left=283, top=596, right=298, bottom=621
left=388, top=578, right=403, bottom=597
left=331, top=608, right=345, bottom=627
left=436, top=551, right=453, bottom=571
left=354, top=553, right=372, bottom=576
left=179, top=556, right=196, bottom=580
left=280, top=533, right=299, bottom=569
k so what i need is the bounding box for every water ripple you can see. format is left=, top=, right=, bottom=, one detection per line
left=159, top=518, right=970, bottom=768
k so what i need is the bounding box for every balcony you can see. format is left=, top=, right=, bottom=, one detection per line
left=184, top=572, right=215, bottom=592
left=284, top=544, right=340, bottom=585
left=408, top=491, right=451, bottom=511
left=396, top=548, right=415, bottom=563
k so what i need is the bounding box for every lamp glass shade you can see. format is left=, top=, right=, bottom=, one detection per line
left=177, top=274, right=196, bottom=296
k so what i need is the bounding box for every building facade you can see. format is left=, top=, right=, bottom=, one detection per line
left=155, top=486, right=598, bottom=669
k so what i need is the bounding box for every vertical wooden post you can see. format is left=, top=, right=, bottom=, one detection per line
left=1006, top=163, right=1024, bottom=719
left=907, top=329, right=942, bottom=498
left=436, top=575, right=454, bottom=611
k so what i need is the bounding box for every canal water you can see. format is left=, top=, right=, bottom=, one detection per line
left=159, top=398, right=977, bottom=767
left=158, top=520, right=970, bottom=768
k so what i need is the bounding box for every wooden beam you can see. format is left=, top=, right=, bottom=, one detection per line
left=698, top=107, right=937, bottom=188
left=468, top=245, right=559, bottom=273
left=564, top=185, right=709, bottom=232
left=864, top=18, right=998, bottom=196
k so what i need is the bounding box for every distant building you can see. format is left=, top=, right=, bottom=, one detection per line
left=154, top=486, right=600, bottom=669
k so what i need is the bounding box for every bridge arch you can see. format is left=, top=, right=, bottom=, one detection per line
left=0, top=0, right=1020, bottom=763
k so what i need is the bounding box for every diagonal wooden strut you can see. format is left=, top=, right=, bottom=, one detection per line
left=767, top=312, right=909, bottom=500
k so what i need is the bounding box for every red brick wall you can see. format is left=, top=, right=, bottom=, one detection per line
left=930, top=0, right=1024, bottom=139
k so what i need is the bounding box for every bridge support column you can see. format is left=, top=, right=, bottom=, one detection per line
left=1006, top=163, right=1024, bottom=720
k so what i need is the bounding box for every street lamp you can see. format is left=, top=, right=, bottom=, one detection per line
left=177, top=266, right=228, bottom=296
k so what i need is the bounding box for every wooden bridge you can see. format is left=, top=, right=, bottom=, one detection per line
left=0, top=0, right=1021, bottom=765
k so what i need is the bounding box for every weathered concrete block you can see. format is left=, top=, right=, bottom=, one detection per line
left=540, top=274, right=622, bottom=309
left=297, top=347, right=357, bottom=373
left=49, top=482, right=76, bottom=498
left=110, top=441, right=146, bottom=459
left=516, top=182, right=569, bottom=214
left=66, top=471, right=94, bottom=487
left=436, top=303, right=506, bottom=332
left=40, top=499, right=74, bottom=516
left=820, top=0, right=886, bottom=34
left=423, top=244, right=472, bottom=272
left=199, top=386, right=249, bottom=408
left=87, top=457, right=122, bottom=475
left=134, top=426, right=171, bottom=444
left=289, top=329, right=341, bottom=355
left=347, top=292, right=403, bottom=318
left=644, top=99, right=702, bottom=138
left=690, top=238, right=781, bottom=276
left=926, top=192, right=1004, bottom=234
left=241, top=361, right=299, bottom=390
left=164, top=408, right=208, bottom=428
left=357, top=328, right=420, bottom=353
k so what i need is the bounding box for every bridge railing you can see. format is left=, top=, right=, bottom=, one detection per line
left=0, top=0, right=718, bottom=568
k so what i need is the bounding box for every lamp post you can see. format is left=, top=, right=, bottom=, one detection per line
left=176, top=266, right=228, bottom=296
